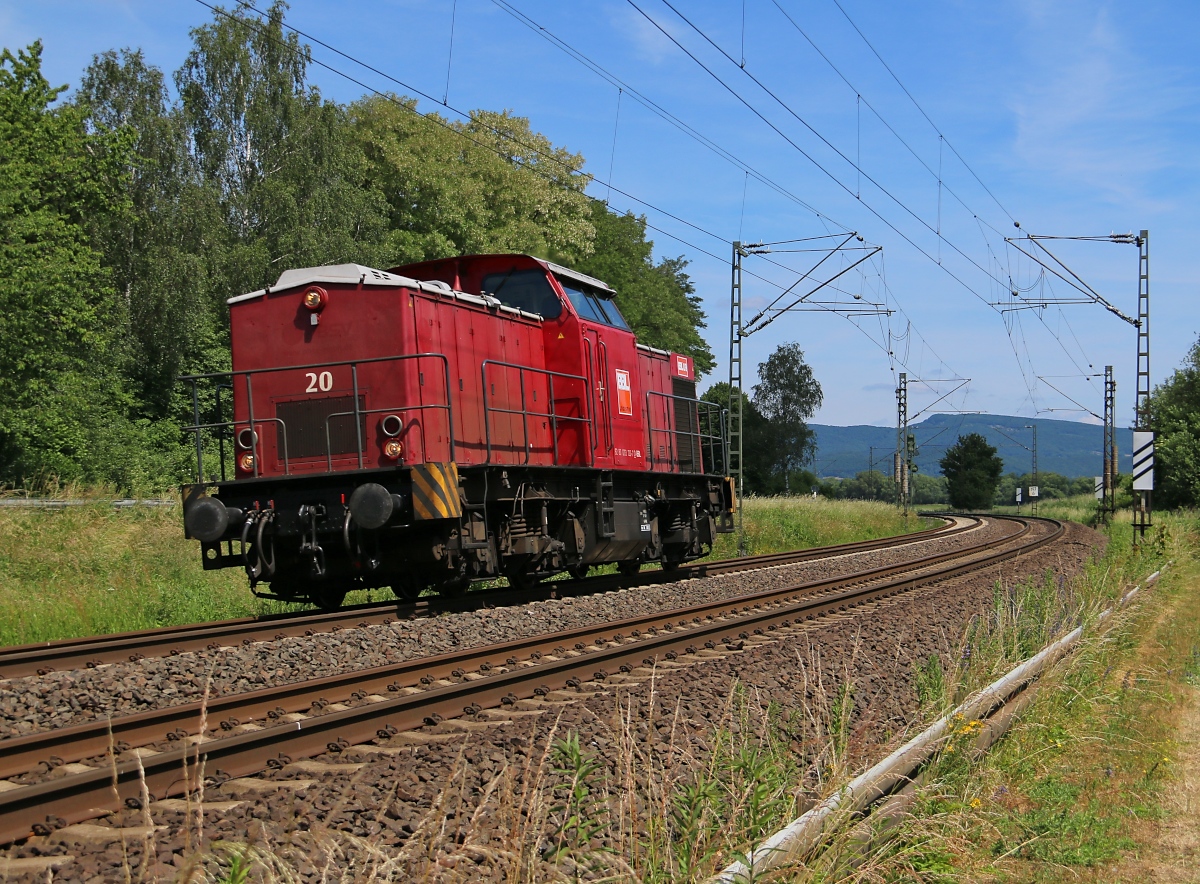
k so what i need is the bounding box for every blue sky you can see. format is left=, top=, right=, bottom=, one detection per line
left=4, top=0, right=1197, bottom=428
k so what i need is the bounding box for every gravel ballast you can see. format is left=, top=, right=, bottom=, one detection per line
left=0, top=518, right=1105, bottom=882
left=0, top=517, right=1008, bottom=739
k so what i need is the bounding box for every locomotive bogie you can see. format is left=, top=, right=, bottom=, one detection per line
left=184, top=463, right=727, bottom=606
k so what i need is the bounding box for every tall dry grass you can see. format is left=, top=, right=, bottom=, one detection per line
left=182, top=643, right=906, bottom=883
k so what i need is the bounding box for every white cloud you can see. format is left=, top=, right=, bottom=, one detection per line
left=1009, top=1, right=1199, bottom=207
left=606, top=1, right=676, bottom=65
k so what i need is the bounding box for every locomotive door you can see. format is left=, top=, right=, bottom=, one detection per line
left=582, top=327, right=613, bottom=466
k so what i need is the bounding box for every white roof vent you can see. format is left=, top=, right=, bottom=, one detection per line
left=228, top=263, right=419, bottom=304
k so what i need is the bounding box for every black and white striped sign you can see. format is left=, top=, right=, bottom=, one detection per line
left=1132, top=431, right=1155, bottom=491
left=1094, top=476, right=1104, bottom=500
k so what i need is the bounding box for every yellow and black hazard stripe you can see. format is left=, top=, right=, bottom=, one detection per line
left=410, top=462, right=463, bottom=520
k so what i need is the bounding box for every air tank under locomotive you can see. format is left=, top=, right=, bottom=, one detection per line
left=181, top=253, right=735, bottom=608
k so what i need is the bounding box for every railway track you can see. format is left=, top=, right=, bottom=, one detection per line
left=0, top=514, right=1058, bottom=845
left=0, top=516, right=968, bottom=679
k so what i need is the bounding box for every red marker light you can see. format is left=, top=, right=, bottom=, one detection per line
left=302, top=286, right=328, bottom=311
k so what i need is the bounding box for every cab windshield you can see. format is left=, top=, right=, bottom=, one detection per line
left=556, top=278, right=630, bottom=330
left=481, top=269, right=563, bottom=319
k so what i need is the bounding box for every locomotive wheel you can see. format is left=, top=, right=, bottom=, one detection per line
left=661, top=560, right=682, bottom=572
left=439, top=576, right=470, bottom=597
left=391, top=576, right=423, bottom=602
left=437, top=561, right=471, bottom=597
left=617, top=560, right=642, bottom=577
left=309, top=584, right=348, bottom=610
left=567, top=564, right=589, bottom=580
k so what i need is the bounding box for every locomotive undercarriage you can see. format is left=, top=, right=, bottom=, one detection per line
left=184, top=463, right=734, bottom=608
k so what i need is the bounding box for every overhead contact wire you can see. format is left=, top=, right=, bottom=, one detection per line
left=203, top=1, right=963, bottom=391
left=828, top=0, right=1016, bottom=223
left=627, top=0, right=1006, bottom=310
left=769, top=0, right=1010, bottom=242
left=489, top=0, right=847, bottom=228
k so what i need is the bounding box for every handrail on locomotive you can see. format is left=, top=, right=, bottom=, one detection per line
left=644, top=389, right=726, bottom=476
left=182, top=353, right=454, bottom=483
left=479, top=359, right=594, bottom=468
left=183, top=356, right=726, bottom=484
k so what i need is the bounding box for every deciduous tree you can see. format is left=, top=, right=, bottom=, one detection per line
left=752, top=343, right=823, bottom=492
left=350, top=95, right=593, bottom=264
left=176, top=0, right=390, bottom=300
left=940, top=433, right=1003, bottom=510
left=77, top=48, right=227, bottom=418
left=1144, top=334, right=1200, bottom=508
left=701, top=383, right=781, bottom=494
left=0, top=42, right=134, bottom=485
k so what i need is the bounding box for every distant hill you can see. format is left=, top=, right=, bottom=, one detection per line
left=809, top=414, right=1133, bottom=479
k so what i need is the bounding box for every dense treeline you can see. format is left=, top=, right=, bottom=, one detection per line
left=0, top=2, right=713, bottom=491
left=1145, top=333, right=1200, bottom=508
left=817, top=469, right=1095, bottom=507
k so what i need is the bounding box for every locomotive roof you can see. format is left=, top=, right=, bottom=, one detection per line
left=542, top=260, right=617, bottom=297
left=227, top=263, right=468, bottom=306
left=227, top=257, right=619, bottom=310
left=382, top=254, right=618, bottom=298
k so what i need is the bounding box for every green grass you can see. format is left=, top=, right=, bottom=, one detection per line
left=710, top=494, right=926, bottom=560
left=973, top=491, right=1146, bottom=531
left=0, top=492, right=922, bottom=647
left=0, top=494, right=290, bottom=646
left=877, top=509, right=1195, bottom=883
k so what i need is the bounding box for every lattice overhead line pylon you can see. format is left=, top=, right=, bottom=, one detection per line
left=1132, top=231, right=1153, bottom=545
left=727, top=235, right=887, bottom=554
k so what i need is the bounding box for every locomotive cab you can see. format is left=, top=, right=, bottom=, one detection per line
left=182, top=254, right=734, bottom=607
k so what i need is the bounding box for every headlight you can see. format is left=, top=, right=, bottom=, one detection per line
left=238, top=452, right=256, bottom=472
left=380, top=414, right=404, bottom=437
left=382, top=439, right=404, bottom=459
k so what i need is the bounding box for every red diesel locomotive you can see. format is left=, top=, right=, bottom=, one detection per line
left=181, top=253, right=735, bottom=607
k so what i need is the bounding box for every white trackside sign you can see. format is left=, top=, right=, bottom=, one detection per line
left=1132, top=431, right=1155, bottom=491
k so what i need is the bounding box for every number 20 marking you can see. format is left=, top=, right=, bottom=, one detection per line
left=305, top=371, right=333, bottom=392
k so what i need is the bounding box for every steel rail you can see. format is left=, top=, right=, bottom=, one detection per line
left=0, top=516, right=970, bottom=679
left=0, top=516, right=993, bottom=781
left=0, top=516, right=1059, bottom=844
